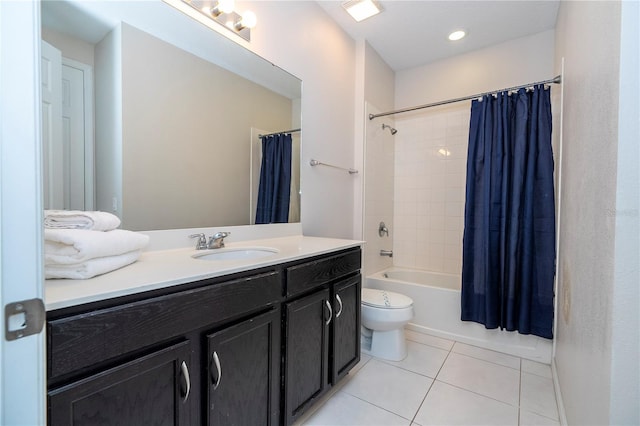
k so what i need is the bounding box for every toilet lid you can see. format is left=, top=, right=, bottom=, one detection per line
left=362, top=288, right=413, bottom=309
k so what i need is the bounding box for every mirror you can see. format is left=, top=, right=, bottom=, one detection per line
left=40, top=0, right=302, bottom=231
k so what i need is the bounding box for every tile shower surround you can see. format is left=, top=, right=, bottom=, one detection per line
left=393, top=105, right=470, bottom=275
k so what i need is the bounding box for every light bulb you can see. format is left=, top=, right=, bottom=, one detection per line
left=217, top=0, right=234, bottom=14
left=235, top=10, right=257, bottom=30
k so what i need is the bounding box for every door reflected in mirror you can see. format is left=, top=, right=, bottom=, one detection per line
left=41, top=0, right=301, bottom=231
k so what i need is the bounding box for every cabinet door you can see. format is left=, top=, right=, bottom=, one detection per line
left=332, top=275, right=361, bottom=384
left=284, top=288, right=331, bottom=425
left=207, top=309, right=281, bottom=426
left=48, top=340, right=192, bottom=426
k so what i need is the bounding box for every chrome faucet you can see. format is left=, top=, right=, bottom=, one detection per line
left=207, top=231, right=231, bottom=249
left=189, top=233, right=208, bottom=250
left=189, top=231, right=231, bottom=250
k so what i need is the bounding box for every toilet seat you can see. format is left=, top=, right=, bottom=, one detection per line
left=362, top=288, right=412, bottom=309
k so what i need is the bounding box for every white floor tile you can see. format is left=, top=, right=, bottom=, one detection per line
left=521, top=359, right=553, bottom=379
left=519, top=409, right=560, bottom=426
left=452, top=342, right=521, bottom=370
left=437, top=352, right=520, bottom=405
left=341, top=359, right=433, bottom=420
left=303, top=391, right=411, bottom=426
left=414, top=381, right=518, bottom=426
left=520, top=372, right=559, bottom=420
left=405, top=330, right=454, bottom=351
left=381, top=340, right=449, bottom=378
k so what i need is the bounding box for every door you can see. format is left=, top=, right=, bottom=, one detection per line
left=48, top=341, right=193, bottom=426
left=332, top=275, right=361, bottom=384
left=41, top=39, right=64, bottom=209
left=0, top=1, right=46, bottom=424
left=207, top=309, right=281, bottom=426
left=284, top=288, right=331, bottom=425
left=61, top=59, right=94, bottom=210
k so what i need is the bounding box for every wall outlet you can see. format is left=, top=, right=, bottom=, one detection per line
left=112, top=197, right=118, bottom=213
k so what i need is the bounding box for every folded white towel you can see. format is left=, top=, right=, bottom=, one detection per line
left=45, top=250, right=142, bottom=280
left=44, top=210, right=121, bottom=231
left=44, top=229, right=149, bottom=264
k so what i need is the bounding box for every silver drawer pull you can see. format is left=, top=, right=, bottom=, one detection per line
left=180, top=361, right=191, bottom=403
left=324, top=299, right=333, bottom=325
left=211, top=351, right=222, bottom=390
left=335, top=294, right=343, bottom=318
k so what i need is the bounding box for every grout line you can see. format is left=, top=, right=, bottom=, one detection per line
left=518, top=365, right=523, bottom=425
left=410, top=378, right=436, bottom=426
left=343, top=392, right=416, bottom=423
left=433, top=379, right=520, bottom=408
left=448, top=348, right=522, bottom=372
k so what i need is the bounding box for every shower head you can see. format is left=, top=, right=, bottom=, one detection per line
left=382, top=123, right=398, bottom=135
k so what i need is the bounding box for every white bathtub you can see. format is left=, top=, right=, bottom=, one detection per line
left=367, top=267, right=552, bottom=363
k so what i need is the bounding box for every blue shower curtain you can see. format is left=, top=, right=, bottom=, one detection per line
left=255, top=133, right=292, bottom=224
left=461, top=86, right=556, bottom=339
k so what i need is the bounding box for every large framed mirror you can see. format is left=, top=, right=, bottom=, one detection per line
left=41, top=0, right=302, bottom=231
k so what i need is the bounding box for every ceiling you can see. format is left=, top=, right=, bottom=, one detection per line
left=317, top=0, right=560, bottom=71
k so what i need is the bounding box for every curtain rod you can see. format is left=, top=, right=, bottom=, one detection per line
left=258, top=128, right=301, bottom=138
left=369, top=75, right=562, bottom=120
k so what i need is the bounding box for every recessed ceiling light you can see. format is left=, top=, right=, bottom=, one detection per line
left=448, top=30, right=466, bottom=41
left=342, top=0, right=382, bottom=23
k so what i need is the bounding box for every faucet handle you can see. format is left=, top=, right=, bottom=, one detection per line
left=189, top=233, right=207, bottom=250
left=208, top=231, right=231, bottom=249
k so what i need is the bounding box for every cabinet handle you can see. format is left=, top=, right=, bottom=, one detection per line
left=210, top=351, right=222, bottom=390
left=335, top=294, right=343, bottom=318
left=180, top=361, right=191, bottom=403
left=324, top=299, right=333, bottom=325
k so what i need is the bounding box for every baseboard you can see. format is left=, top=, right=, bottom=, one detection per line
left=551, top=358, right=568, bottom=426
left=405, top=322, right=552, bottom=364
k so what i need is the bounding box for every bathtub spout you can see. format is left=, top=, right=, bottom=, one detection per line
left=380, top=249, right=393, bottom=257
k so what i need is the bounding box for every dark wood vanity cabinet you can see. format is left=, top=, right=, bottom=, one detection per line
left=46, top=246, right=361, bottom=426
left=47, top=270, right=282, bottom=426
left=283, top=249, right=362, bottom=425
left=48, top=340, right=193, bottom=425
left=206, top=308, right=281, bottom=426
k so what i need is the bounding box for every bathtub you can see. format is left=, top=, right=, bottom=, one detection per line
left=366, top=267, right=552, bottom=363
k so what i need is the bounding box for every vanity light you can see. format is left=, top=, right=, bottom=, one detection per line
left=182, top=0, right=256, bottom=41
left=206, top=0, right=234, bottom=16
left=342, top=0, right=382, bottom=22
left=448, top=30, right=466, bottom=41
left=234, top=10, right=257, bottom=30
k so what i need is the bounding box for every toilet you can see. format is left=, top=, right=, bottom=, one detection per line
left=361, top=288, right=414, bottom=361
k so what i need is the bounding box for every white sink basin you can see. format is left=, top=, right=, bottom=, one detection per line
left=192, top=247, right=279, bottom=261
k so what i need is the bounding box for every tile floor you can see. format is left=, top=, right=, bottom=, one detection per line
left=297, top=330, right=560, bottom=426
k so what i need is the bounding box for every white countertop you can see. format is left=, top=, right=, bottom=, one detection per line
left=45, top=235, right=363, bottom=311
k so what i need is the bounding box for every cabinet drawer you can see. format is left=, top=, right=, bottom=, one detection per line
left=48, top=271, right=281, bottom=381
left=286, top=249, right=361, bottom=297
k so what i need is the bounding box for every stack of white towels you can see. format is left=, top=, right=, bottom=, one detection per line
left=44, top=210, right=149, bottom=280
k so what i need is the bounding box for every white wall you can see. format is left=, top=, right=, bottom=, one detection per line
left=396, top=30, right=556, bottom=107
left=392, top=31, right=555, bottom=274
left=362, top=42, right=395, bottom=276
left=241, top=1, right=357, bottom=239
left=609, top=1, right=639, bottom=422
left=554, top=1, right=639, bottom=425
left=41, top=27, right=94, bottom=67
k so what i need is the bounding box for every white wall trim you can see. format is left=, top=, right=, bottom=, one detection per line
left=0, top=1, right=46, bottom=424
left=552, top=357, right=569, bottom=426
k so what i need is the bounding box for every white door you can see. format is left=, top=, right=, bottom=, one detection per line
left=41, top=40, right=64, bottom=210
left=0, top=1, right=46, bottom=425
left=62, top=59, right=95, bottom=210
